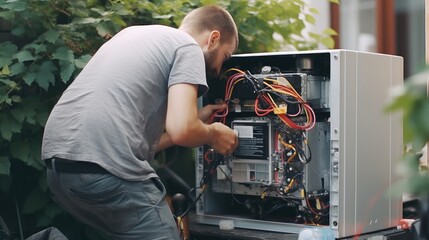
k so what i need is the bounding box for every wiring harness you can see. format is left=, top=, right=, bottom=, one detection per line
left=210, top=68, right=316, bottom=131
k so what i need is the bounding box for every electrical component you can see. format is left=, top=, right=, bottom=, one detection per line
left=231, top=119, right=272, bottom=184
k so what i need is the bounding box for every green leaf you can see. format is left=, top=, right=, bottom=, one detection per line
left=0, top=113, right=21, bottom=141
left=0, top=156, right=11, bottom=175
left=26, top=43, right=47, bottom=54
left=43, top=30, right=60, bottom=44
left=11, top=26, right=25, bottom=36
left=404, top=99, right=429, bottom=145
left=16, top=50, right=35, bottom=62
left=36, top=71, right=55, bottom=91
left=414, top=99, right=429, bottom=138
left=0, top=78, right=14, bottom=85
left=10, top=95, right=21, bottom=103
left=323, top=27, right=338, bottom=36
left=330, top=0, right=339, bottom=3
left=110, top=15, right=127, bottom=28
left=309, top=7, right=319, bottom=14
left=385, top=91, right=414, bottom=113
left=60, top=60, right=76, bottom=83
left=0, top=58, right=12, bottom=68
left=9, top=62, right=25, bottom=76
left=35, top=61, right=57, bottom=91
left=90, top=7, right=106, bottom=16
left=23, top=72, right=36, bottom=85
left=0, top=42, right=18, bottom=58
left=74, top=17, right=100, bottom=24
left=308, top=32, right=320, bottom=40
left=75, top=55, right=91, bottom=69
left=52, top=47, right=74, bottom=62
left=3, top=0, right=27, bottom=11
left=1, top=98, right=12, bottom=108
left=0, top=11, right=14, bottom=21
left=96, top=22, right=112, bottom=38
left=305, top=14, right=316, bottom=25
left=321, top=37, right=334, bottom=49
left=1, top=65, right=11, bottom=75
left=36, top=71, right=53, bottom=91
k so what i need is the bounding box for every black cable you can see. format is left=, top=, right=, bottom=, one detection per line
left=174, top=185, right=206, bottom=220
left=302, top=185, right=330, bottom=217
left=176, top=149, right=222, bottom=220
left=243, top=71, right=262, bottom=93
left=258, top=89, right=300, bottom=105
left=158, top=167, right=196, bottom=203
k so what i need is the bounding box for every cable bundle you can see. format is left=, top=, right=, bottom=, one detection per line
left=209, top=68, right=245, bottom=124
left=211, top=68, right=316, bottom=130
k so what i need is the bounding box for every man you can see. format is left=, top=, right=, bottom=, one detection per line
left=42, top=5, right=239, bottom=240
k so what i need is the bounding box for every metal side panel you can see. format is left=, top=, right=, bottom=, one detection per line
left=338, top=51, right=403, bottom=237
left=389, top=56, right=404, bottom=224
left=337, top=50, right=359, bottom=237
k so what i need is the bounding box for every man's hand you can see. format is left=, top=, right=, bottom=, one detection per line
left=208, top=122, right=239, bottom=156
left=198, top=103, right=227, bottom=123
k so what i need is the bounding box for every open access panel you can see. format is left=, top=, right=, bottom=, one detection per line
left=194, top=50, right=403, bottom=238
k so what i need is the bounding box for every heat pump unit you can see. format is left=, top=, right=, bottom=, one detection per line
left=194, top=50, right=403, bottom=239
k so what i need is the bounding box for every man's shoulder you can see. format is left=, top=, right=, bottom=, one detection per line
left=121, top=25, right=194, bottom=43
left=123, top=25, right=179, bottom=34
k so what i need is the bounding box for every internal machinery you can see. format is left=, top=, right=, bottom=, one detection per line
left=199, top=66, right=331, bottom=225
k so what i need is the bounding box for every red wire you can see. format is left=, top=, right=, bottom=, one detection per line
left=209, top=72, right=245, bottom=124
left=255, top=83, right=316, bottom=130
left=211, top=69, right=316, bottom=130
left=204, top=150, right=213, bottom=163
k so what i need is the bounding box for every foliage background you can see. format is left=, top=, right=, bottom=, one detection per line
left=0, top=0, right=336, bottom=239
left=386, top=70, right=429, bottom=198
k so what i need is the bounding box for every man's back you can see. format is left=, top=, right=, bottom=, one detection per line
left=42, top=25, right=207, bottom=181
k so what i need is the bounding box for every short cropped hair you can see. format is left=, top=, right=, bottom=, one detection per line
left=181, top=5, right=238, bottom=49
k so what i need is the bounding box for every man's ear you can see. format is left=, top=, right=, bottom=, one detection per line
left=207, top=30, right=221, bottom=50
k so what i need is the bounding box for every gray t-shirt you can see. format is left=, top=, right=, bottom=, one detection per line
left=42, top=25, right=208, bottom=181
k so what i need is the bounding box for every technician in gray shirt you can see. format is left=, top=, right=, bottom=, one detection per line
left=42, top=5, right=238, bottom=240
